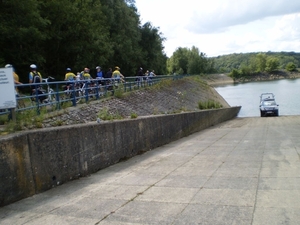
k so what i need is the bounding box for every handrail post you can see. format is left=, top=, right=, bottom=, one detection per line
left=95, top=80, right=99, bottom=100
left=72, top=81, right=76, bottom=106
left=85, top=81, right=89, bottom=102
left=34, top=84, right=40, bottom=115
left=55, top=83, right=60, bottom=110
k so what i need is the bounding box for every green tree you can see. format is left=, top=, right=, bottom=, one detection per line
left=187, top=46, right=207, bottom=75
left=139, top=22, right=167, bottom=75
left=99, top=0, right=142, bottom=76
left=229, top=68, right=240, bottom=80
left=256, top=53, right=267, bottom=72
left=40, top=0, right=111, bottom=76
left=0, top=0, right=49, bottom=81
left=248, top=55, right=257, bottom=73
left=265, top=57, right=279, bottom=72
left=0, top=0, right=168, bottom=79
left=187, top=47, right=202, bottom=74
left=286, top=62, right=297, bottom=71
left=168, top=46, right=211, bottom=75
left=168, top=47, right=189, bottom=74
left=239, top=64, right=252, bottom=76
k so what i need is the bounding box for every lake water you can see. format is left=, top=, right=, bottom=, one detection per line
left=214, top=78, right=300, bottom=117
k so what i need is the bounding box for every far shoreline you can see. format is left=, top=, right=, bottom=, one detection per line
left=204, top=71, right=300, bottom=87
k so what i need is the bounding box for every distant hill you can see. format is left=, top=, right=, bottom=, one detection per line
left=211, top=51, right=300, bottom=73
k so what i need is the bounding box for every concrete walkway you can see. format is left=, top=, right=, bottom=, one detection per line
left=1, top=116, right=300, bottom=225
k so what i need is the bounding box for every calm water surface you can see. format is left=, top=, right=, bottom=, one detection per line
left=215, top=78, right=300, bottom=117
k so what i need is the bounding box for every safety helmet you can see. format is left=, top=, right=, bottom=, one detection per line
left=30, top=64, right=37, bottom=69
left=5, top=64, right=13, bottom=68
left=66, top=68, right=71, bottom=71
left=96, top=66, right=101, bottom=69
left=115, top=66, right=120, bottom=70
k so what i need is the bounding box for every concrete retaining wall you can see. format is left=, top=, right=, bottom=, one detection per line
left=0, top=106, right=240, bottom=206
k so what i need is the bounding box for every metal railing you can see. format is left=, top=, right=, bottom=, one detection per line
left=0, top=74, right=189, bottom=117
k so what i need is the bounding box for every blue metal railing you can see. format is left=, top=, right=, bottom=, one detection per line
left=0, top=74, right=189, bottom=117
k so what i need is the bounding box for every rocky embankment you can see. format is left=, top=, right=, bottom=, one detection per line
left=42, top=77, right=231, bottom=128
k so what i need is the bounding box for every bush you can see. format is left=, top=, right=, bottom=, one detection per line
left=198, top=100, right=223, bottom=109
left=130, top=112, right=138, bottom=119
left=286, top=62, right=297, bottom=72
left=229, top=69, right=241, bottom=80
left=265, top=57, right=280, bottom=72
left=97, top=108, right=123, bottom=120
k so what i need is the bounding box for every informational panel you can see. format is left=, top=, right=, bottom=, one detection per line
left=0, top=67, right=17, bottom=109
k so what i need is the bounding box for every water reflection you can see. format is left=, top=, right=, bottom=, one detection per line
left=215, top=78, right=300, bottom=117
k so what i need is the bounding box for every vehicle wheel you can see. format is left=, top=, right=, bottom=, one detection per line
left=275, top=110, right=279, bottom=116
left=260, top=111, right=264, bottom=117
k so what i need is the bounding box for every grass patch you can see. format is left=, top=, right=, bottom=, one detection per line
left=61, top=101, right=73, bottom=109
left=130, top=112, right=138, bottom=119
left=97, top=108, right=123, bottom=121
left=149, top=79, right=173, bottom=90
left=113, top=83, right=124, bottom=98
left=1, top=108, right=47, bottom=133
left=198, top=100, right=223, bottom=110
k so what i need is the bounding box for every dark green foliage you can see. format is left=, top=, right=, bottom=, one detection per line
left=229, top=69, right=241, bottom=80
left=1, top=0, right=167, bottom=81
left=167, top=46, right=212, bottom=75
left=139, top=22, right=167, bottom=75
left=286, top=62, right=297, bottom=72
left=198, top=100, right=222, bottom=110
left=216, top=52, right=299, bottom=79
left=0, top=0, right=49, bottom=76
left=213, top=51, right=300, bottom=73
left=256, top=53, right=267, bottom=72
left=265, top=57, right=280, bottom=72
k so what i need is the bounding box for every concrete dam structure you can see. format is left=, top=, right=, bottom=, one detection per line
left=0, top=107, right=240, bottom=206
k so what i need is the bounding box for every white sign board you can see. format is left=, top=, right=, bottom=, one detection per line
left=0, top=67, right=17, bottom=109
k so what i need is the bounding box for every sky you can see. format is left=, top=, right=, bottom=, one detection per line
left=135, top=0, right=300, bottom=57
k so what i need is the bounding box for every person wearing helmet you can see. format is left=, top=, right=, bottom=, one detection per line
left=64, top=68, right=76, bottom=81
left=112, top=66, right=125, bottom=83
left=96, top=66, right=105, bottom=85
left=64, top=68, right=77, bottom=91
left=82, top=67, right=92, bottom=80
left=29, top=64, right=42, bottom=84
left=96, top=66, right=103, bottom=78
left=28, top=64, right=46, bottom=103
left=5, top=64, right=22, bottom=96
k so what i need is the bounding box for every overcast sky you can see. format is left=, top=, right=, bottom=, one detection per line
left=135, top=0, right=300, bottom=57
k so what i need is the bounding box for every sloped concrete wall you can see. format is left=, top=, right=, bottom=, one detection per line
left=0, top=106, right=240, bottom=206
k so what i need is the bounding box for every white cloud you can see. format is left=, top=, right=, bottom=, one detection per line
left=135, top=0, right=300, bottom=57
left=187, top=0, right=300, bottom=34
left=267, top=14, right=300, bottom=42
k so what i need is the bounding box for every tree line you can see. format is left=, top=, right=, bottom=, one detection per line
left=0, top=0, right=167, bottom=82
left=167, top=46, right=215, bottom=75
left=1, top=0, right=218, bottom=82
left=212, top=52, right=300, bottom=76
left=6, top=0, right=295, bottom=82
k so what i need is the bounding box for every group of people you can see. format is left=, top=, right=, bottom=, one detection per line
left=136, top=67, right=156, bottom=84
left=137, top=67, right=156, bottom=78
left=4, top=63, right=156, bottom=96
left=64, top=66, right=125, bottom=83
